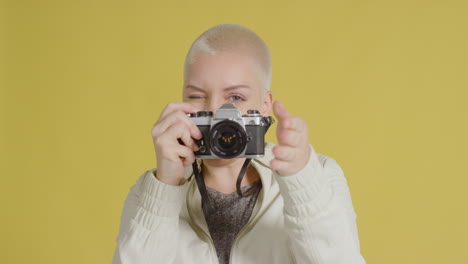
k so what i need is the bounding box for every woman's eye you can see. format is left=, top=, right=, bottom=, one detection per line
left=229, top=95, right=245, bottom=102
left=188, top=95, right=205, bottom=99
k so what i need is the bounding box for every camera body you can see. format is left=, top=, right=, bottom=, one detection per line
left=188, top=103, right=274, bottom=159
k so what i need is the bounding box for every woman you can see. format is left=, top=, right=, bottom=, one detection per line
left=113, top=23, right=365, bottom=264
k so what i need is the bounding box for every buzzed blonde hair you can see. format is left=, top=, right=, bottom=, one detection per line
left=184, top=24, right=272, bottom=91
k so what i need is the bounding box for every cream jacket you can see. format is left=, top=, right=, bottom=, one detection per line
left=113, top=143, right=366, bottom=264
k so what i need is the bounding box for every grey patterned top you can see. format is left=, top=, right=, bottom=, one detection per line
left=203, top=181, right=262, bottom=264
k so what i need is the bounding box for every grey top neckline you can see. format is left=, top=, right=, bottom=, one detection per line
left=203, top=180, right=262, bottom=264
left=206, top=180, right=261, bottom=197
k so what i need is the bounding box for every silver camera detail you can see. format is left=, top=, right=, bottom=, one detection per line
left=187, top=103, right=274, bottom=159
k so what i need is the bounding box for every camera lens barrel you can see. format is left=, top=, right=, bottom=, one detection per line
left=208, top=120, right=247, bottom=159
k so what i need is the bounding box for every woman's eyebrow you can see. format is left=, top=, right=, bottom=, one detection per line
left=185, top=85, right=206, bottom=93
left=223, top=85, right=251, bottom=92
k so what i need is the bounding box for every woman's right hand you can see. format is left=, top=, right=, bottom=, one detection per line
left=151, top=102, right=202, bottom=186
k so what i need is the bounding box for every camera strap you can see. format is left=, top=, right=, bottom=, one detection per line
left=192, top=158, right=253, bottom=214
left=192, top=161, right=212, bottom=213
left=236, top=158, right=252, bottom=197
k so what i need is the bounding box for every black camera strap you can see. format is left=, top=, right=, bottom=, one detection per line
left=192, top=162, right=211, bottom=213
left=192, top=158, right=252, bottom=214
left=236, top=158, right=252, bottom=197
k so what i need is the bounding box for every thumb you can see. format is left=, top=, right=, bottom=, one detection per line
left=273, top=101, right=290, bottom=121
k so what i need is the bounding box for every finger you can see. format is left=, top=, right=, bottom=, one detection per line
left=153, top=111, right=202, bottom=140
left=167, top=144, right=196, bottom=166
left=272, top=145, right=296, bottom=161
left=169, top=123, right=199, bottom=151
left=273, top=101, right=291, bottom=122
left=155, top=122, right=198, bottom=152
left=154, top=111, right=202, bottom=137
left=277, top=129, right=304, bottom=147
left=178, top=125, right=200, bottom=151
left=159, top=102, right=199, bottom=120
left=279, top=116, right=307, bottom=132
left=174, top=144, right=196, bottom=166
left=269, top=159, right=292, bottom=176
left=177, top=145, right=196, bottom=166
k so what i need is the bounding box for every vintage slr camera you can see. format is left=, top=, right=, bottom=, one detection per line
left=188, top=103, right=274, bottom=159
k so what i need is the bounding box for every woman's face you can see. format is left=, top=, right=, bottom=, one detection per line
left=183, top=51, right=273, bottom=167
left=183, top=51, right=272, bottom=116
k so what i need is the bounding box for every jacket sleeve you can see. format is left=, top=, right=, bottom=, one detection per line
left=273, top=146, right=366, bottom=264
left=112, top=169, right=189, bottom=264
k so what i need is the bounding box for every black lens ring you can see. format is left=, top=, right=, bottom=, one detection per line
left=208, top=120, right=247, bottom=159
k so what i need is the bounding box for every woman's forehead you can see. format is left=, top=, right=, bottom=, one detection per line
left=184, top=52, right=264, bottom=93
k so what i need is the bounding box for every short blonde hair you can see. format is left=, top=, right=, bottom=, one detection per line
left=184, top=24, right=272, bottom=91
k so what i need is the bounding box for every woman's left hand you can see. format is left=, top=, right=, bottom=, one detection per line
left=270, top=101, right=312, bottom=176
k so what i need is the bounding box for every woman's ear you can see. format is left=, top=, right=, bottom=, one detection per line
left=261, top=91, right=273, bottom=116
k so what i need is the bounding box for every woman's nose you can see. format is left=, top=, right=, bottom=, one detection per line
left=206, top=98, right=223, bottom=112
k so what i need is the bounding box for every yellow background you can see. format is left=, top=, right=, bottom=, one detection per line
left=1, top=0, right=467, bottom=263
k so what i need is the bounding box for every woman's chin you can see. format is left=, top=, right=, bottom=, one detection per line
left=202, top=158, right=244, bottom=168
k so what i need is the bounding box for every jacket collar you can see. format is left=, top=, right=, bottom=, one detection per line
left=184, top=142, right=279, bottom=236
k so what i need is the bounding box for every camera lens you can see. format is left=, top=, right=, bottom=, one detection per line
left=209, top=120, right=246, bottom=159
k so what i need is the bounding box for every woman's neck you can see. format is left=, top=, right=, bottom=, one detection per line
left=202, top=158, right=260, bottom=194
